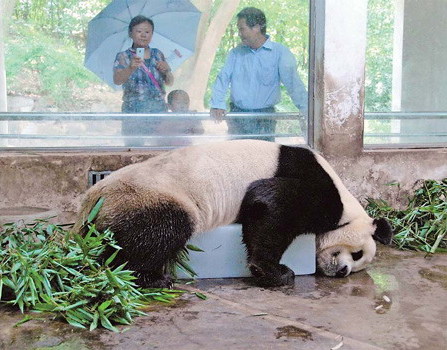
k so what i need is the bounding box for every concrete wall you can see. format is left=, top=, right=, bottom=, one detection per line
left=0, top=151, right=157, bottom=221
left=0, top=0, right=446, bottom=223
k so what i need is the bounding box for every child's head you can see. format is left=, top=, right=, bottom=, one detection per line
left=167, top=90, right=190, bottom=113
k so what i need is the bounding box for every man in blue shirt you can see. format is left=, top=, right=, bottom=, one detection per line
left=210, top=7, right=308, bottom=141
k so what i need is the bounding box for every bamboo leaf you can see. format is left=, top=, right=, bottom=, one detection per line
left=367, top=178, right=447, bottom=252
left=88, top=197, right=105, bottom=223
left=66, top=317, right=87, bottom=329
left=105, top=250, right=119, bottom=266
left=100, top=314, right=119, bottom=332
left=2, top=277, right=15, bottom=289
left=90, top=312, right=99, bottom=331
left=13, top=315, right=33, bottom=327
left=34, top=303, right=57, bottom=312
left=98, top=300, right=112, bottom=312
left=176, top=259, right=198, bottom=278
left=186, top=244, right=205, bottom=252
left=195, top=292, right=207, bottom=300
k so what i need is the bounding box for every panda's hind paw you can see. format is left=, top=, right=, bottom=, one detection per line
left=137, top=273, right=174, bottom=289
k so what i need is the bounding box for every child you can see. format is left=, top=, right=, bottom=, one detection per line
left=167, top=89, right=191, bottom=113
left=156, top=90, right=204, bottom=146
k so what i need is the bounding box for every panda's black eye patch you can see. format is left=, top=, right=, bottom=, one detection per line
left=332, top=251, right=340, bottom=258
left=351, top=250, right=363, bottom=261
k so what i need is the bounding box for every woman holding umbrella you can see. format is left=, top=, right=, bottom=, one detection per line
left=113, top=15, right=174, bottom=146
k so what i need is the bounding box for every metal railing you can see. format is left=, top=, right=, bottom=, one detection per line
left=364, top=112, right=447, bottom=148
left=0, top=112, right=306, bottom=151
left=1, top=111, right=446, bottom=150
left=0, top=112, right=301, bottom=121
left=365, top=112, right=447, bottom=120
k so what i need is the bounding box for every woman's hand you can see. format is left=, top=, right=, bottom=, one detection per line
left=156, top=61, right=174, bottom=86
left=156, top=61, right=171, bottom=74
left=130, top=56, right=143, bottom=70
left=113, top=56, right=143, bottom=85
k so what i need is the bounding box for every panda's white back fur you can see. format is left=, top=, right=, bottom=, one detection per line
left=84, top=140, right=280, bottom=234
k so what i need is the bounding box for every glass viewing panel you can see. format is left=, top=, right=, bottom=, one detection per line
left=364, top=0, right=447, bottom=147
left=0, top=112, right=303, bottom=149
left=1, top=0, right=310, bottom=149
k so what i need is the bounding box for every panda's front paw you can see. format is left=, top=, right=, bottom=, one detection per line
left=249, top=263, right=295, bottom=287
left=278, top=264, right=295, bottom=285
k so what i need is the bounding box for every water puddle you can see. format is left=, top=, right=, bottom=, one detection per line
left=418, top=265, right=447, bottom=289
left=275, top=325, right=313, bottom=340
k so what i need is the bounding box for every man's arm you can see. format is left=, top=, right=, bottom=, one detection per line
left=278, top=46, right=308, bottom=117
left=210, top=51, right=235, bottom=120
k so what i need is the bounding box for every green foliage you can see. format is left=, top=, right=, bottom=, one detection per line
left=5, top=20, right=100, bottom=104
left=0, top=220, right=186, bottom=331
left=13, top=0, right=110, bottom=47
left=365, top=0, right=394, bottom=113
left=363, top=0, right=396, bottom=136
left=366, top=179, right=447, bottom=253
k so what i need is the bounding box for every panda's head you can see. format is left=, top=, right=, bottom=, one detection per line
left=316, top=217, right=392, bottom=277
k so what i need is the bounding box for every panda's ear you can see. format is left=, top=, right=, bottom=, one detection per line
left=372, top=218, right=393, bottom=245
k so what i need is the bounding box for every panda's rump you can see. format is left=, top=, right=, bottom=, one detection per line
left=93, top=185, right=195, bottom=270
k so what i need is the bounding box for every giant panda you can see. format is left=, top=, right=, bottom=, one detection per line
left=72, top=139, right=392, bottom=288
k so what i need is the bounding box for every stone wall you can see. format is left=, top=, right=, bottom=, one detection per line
left=0, top=146, right=446, bottom=225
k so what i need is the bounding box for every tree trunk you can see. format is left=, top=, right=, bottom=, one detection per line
left=169, top=0, right=214, bottom=94
left=172, top=0, right=241, bottom=111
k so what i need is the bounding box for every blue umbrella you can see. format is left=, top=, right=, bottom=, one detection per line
left=85, top=0, right=201, bottom=89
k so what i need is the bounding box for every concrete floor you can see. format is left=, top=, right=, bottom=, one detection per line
left=0, top=246, right=446, bottom=350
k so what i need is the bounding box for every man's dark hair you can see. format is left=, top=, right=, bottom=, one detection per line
left=128, top=15, right=154, bottom=35
left=237, top=7, right=267, bottom=35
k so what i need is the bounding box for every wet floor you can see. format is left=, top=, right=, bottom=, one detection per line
left=1, top=246, right=446, bottom=350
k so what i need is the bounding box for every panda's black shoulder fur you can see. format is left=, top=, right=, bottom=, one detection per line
left=238, top=145, right=344, bottom=235
left=275, top=144, right=329, bottom=180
